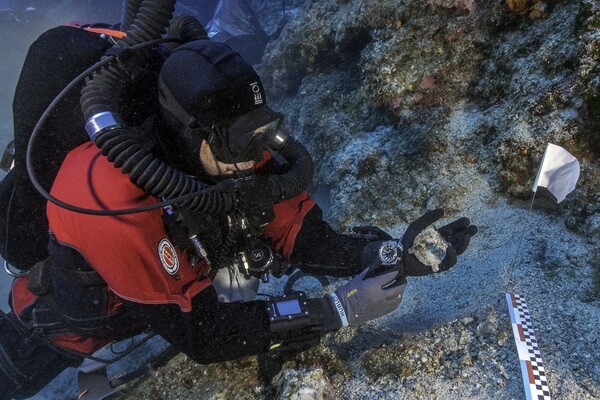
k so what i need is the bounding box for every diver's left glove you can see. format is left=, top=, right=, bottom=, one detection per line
left=265, top=264, right=404, bottom=345
left=361, top=209, right=477, bottom=285
left=326, top=265, right=405, bottom=327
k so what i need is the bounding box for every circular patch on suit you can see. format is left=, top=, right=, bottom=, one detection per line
left=158, top=238, right=179, bottom=275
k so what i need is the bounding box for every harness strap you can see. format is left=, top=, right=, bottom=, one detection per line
left=82, top=27, right=127, bottom=39
left=53, top=264, right=106, bottom=287
left=25, top=256, right=133, bottom=340
left=63, top=21, right=126, bottom=40
left=28, top=256, right=105, bottom=291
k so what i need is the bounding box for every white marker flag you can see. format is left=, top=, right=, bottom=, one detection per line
left=532, top=143, right=580, bottom=203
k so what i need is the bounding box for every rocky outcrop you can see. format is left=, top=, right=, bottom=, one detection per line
left=259, top=0, right=599, bottom=238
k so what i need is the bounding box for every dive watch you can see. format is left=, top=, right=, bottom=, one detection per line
left=379, top=240, right=403, bottom=265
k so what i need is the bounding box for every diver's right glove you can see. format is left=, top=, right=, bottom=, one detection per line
left=326, top=265, right=405, bottom=327
left=361, top=209, right=477, bottom=285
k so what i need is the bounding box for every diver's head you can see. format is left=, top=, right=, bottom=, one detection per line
left=157, top=39, right=282, bottom=177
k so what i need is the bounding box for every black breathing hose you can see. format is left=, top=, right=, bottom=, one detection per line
left=120, top=0, right=144, bottom=32
left=95, top=127, right=233, bottom=213
left=163, top=14, right=208, bottom=55
left=270, top=136, right=315, bottom=201
left=81, top=0, right=176, bottom=118
left=120, top=2, right=178, bottom=51
left=24, top=38, right=232, bottom=216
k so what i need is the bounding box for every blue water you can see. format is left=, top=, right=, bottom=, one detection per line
left=0, top=256, right=10, bottom=312
left=0, top=63, right=17, bottom=313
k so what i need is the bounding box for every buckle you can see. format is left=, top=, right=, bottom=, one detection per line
left=0, top=140, right=15, bottom=173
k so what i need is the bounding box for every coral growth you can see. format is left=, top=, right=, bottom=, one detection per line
left=506, top=0, right=551, bottom=19
left=427, top=0, right=476, bottom=13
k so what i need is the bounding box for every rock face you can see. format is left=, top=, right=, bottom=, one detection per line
left=258, top=0, right=599, bottom=238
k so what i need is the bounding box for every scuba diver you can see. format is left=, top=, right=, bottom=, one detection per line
left=0, top=2, right=477, bottom=399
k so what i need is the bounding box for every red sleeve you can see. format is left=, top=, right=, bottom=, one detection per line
left=262, top=191, right=316, bottom=259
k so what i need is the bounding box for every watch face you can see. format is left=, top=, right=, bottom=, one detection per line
left=379, top=241, right=399, bottom=265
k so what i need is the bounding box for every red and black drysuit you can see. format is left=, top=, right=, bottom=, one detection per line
left=9, top=141, right=373, bottom=368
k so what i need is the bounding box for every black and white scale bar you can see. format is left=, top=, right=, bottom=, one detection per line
left=506, top=293, right=551, bottom=400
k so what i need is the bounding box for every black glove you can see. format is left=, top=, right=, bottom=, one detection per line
left=361, top=209, right=477, bottom=284
left=436, top=215, right=477, bottom=256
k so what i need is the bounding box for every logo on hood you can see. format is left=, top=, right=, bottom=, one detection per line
left=158, top=238, right=179, bottom=275
left=250, top=82, right=263, bottom=105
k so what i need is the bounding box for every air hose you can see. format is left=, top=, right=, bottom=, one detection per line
left=163, top=14, right=209, bottom=55
left=80, top=0, right=175, bottom=118
left=268, top=135, right=315, bottom=201
left=120, top=0, right=144, bottom=32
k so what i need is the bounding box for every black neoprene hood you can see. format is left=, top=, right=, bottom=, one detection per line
left=158, top=39, right=280, bottom=133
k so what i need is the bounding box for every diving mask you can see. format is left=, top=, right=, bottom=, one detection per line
left=207, top=112, right=285, bottom=164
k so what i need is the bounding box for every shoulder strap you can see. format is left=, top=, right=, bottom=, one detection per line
left=63, top=21, right=126, bottom=40
left=82, top=27, right=127, bottom=39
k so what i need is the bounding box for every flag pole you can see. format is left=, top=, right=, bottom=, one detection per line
left=529, top=191, right=537, bottom=211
